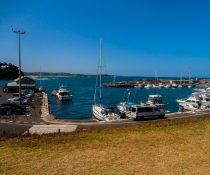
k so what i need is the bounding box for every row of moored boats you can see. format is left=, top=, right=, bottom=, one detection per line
left=135, top=83, right=193, bottom=89
left=177, top=87, right=210, bottom=112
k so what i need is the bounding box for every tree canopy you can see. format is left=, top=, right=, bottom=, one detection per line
left=0, top=62, right=23, bottom=79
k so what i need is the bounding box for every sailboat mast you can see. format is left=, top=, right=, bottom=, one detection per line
left=39, top=66, right=42, bottom=88
left=99, top=38, right=102, bottom=103
left=180, top=72, right=182, bottom=85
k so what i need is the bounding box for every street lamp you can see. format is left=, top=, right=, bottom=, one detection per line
left=12, top=28, right=26, bottom=105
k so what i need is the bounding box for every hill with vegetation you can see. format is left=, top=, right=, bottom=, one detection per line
left=24, top=72, right=83, bottom=77
left=0, top=117, right=210, bottom=175
left=24, top=72, right=112, bottom=77
left=0, top=62, right=23, bottom=79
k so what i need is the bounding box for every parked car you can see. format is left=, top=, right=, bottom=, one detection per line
left=0, top=105, right=13, bottom=115
left=0, top=103, right=26, bottom=115
left=8, top=97, right=30, bottom=106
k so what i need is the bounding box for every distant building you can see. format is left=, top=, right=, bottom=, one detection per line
left=6, top=76, right=35, bottom=92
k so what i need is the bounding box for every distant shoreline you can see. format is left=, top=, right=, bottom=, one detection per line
left=24, top=72, right=112, bottom=77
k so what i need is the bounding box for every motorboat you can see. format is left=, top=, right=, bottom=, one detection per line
left=179, top=103, right=197, bottom=112
left=158, top=83, right=164, bottom=88
left=171, top=83, right=178, bottom=88
left=145, top=84, right=152, bottom=89
left=177, top=96, right=200, bottom=110
left=56, top=85, right=72, bottom=101
left=134, top=84, right=143, bottom=88
left=164, top=84, right=170, bottom=88
left=146, top=95, right=164, bottom=110
left=193, top=88, right=206, bottom=93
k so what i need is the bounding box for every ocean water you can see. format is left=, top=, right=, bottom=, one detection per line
left=36, top=76, right=193, bottom=120
left=1, top=76, right=193, bottom=120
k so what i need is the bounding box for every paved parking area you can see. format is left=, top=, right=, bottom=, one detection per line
left=0, top=88, right=47, bottom=125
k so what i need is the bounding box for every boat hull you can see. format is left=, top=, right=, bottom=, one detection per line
left=56, top=93, right=72, bottom=101
left=92, top=105, right=107, bottom=121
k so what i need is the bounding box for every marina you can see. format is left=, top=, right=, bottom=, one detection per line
left=2, top=76, right=210, bottom=122
left=104, top=79, right=210, bottom=88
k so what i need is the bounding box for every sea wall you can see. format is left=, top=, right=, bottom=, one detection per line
left=41, top=92, right=55, bottom=122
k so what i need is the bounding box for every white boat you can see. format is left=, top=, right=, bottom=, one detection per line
left=92, top=39, right=120, bottom=121
left=179, top=103, right=197, bottom=112
left=145, top=84, right=152, bottom=89
left=164, top=84, right=170, bottom=88
left=158, top=83, right=164, bottom=88
left=206, top=87, right=210, bottom=92
left=193, top=88, right=206, bottom=93
left=178, top=73, right=183, bottom=88
left=177, top=96, right=200, bottom=110
left=56, top=85, right=72, bottom=101
left=146, top=95, right=164, bottom=110
left=152, top=84, right=159, bottom=88
left=92, top=105, right=120, bottom=121
left=134, top=84, right=143, bottom=88
left=171, top=83, right=178, bottom=88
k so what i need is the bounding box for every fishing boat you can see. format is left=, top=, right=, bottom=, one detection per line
left=92, top=39, right=120, bottom=121
left=56, top=85, right=72, bottom=101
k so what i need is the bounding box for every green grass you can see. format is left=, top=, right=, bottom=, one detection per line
left=1, top=117, right=210, bottom=175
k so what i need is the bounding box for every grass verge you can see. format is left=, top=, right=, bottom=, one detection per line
left=0, top=117, right=210, bottom=175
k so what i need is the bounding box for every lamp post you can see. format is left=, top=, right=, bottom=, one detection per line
left=12, top=28, right=26, bottom=105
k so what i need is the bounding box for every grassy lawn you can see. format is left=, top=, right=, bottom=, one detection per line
left=0, top=117, right=210, bottom=175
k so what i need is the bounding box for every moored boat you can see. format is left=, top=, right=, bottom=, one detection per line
left=56, top=85, right=72, bottom=101
left=92, top=39, right=120, bottom=121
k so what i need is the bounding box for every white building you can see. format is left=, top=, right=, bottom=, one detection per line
left=7, top=76, right=35, bottom=92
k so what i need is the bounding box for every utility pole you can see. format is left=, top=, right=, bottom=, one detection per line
left=12, top=28, right=26, bottom=105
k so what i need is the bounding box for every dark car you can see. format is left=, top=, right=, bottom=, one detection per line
left=0, top=106, right=13, bottom=115
left=0, top=103, right=26, bottom=115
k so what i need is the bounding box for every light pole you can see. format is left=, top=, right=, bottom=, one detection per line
left=12, top=28, right=26, bottom=105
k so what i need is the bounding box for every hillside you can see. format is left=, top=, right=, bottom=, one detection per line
left=0, top=117, right=210, bottom=175
left=0, top=62, right=23, bottom=79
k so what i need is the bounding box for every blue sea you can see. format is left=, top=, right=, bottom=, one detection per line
left=0, top=76, right=193, bottom=120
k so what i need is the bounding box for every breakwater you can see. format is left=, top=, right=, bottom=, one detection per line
left=104, top=79, right=210, bottom=88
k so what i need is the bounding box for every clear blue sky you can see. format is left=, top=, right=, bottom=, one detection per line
left=0, top=0, right=210, bottom=77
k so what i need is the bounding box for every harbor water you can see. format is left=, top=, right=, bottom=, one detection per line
left=1, top=76, right=194, bottom=120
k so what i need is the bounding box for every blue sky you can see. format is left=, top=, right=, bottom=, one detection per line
left=0, top=0, right=210, bottom=77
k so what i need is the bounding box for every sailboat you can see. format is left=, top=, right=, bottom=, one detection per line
left=92, top=39, right=120, bottom=121
left=178, top=73, right=183, bottom=88
left=188, top=70, right=193, bottom=88
left=38, top=67, right=44, bottom=91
